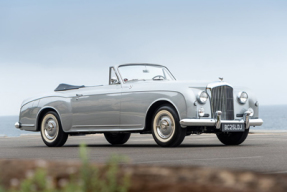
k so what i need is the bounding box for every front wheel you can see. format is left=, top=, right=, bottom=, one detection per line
left=40, top=111, right=68, bottom=147
left=152, top=105, right=186, bottom=147
left=216, top=129, right=249, bottom=145
left=104, top=133, right=131, bottom=145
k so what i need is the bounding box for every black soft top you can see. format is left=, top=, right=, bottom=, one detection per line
left=54, top=84, right=85, bottom=91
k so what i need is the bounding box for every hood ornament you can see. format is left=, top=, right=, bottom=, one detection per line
left=219, top=77, right=223, bottom=81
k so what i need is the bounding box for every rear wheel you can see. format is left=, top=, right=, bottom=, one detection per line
left=40, top=111, right=68, bottom=147
left=152, top=105, right=186, bottom=147
left=104, top=132, right=131, bottom=145
left=216, top=129, right=249, bottom=145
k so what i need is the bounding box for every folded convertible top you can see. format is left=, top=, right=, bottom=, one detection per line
left=54, top=83, right=85, bottom=91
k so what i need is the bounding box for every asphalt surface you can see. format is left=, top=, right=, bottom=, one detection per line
left=0, top=133, right=287, bottom=174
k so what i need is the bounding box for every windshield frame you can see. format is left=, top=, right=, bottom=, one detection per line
left=117, top=64, right=176, bottom=84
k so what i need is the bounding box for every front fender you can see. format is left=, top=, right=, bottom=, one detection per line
left=18, top=100, right=41, bottom=131
left=36, top=97, right=73, bottom=132
left=184, top=88, right=211, bottom=119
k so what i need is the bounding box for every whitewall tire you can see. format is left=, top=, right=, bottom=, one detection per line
left=152, top=105, right=186, bottom=147
left=40, top=111, right=68, bottom=147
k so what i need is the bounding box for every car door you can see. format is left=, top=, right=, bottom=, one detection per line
left=70, top=68, right=121, bottom=131
left=120, top=83, right=151, bottom=130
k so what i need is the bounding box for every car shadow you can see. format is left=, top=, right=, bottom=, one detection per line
left=20, top=142, right=255, bottom=148
left=59, top=143, right=253, bottom=148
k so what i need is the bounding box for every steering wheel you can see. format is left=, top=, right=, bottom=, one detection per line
left=152, top=75, right=165, bottom=80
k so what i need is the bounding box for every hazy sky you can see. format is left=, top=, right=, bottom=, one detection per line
left=1, top=0, right=286, bottom=116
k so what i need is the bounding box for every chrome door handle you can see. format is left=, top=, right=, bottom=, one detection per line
left=76, top=94, right=83, bottom=100
left=122, top=85, right=133, bottom=89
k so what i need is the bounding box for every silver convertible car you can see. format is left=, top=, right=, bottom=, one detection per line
left=15, top=64, right=263, bottom=147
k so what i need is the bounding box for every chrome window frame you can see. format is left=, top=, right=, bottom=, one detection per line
left=116, top=63, right=176, bottom=84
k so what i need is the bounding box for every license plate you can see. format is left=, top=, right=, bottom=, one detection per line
left=221, top=123, right=245, bottom=132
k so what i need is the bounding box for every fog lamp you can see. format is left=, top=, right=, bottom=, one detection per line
left=198, top=107, right=205, bottom=117
left=248, top=108, right=254, bottom=117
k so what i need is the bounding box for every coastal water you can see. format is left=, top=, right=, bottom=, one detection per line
left=0, top=105, right=286, bottom=137
left=257, top=105, right=287, bottom=131
left=0, top=116, right=39, bottom=137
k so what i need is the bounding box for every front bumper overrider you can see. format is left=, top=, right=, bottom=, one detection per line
left=180, top=110, right=263, bottom=129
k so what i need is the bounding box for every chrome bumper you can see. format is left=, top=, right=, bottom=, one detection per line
left=180, top=110, right=263, bottom=129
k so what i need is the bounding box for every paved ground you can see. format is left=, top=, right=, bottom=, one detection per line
left=0, top=133, right=287, bottom=174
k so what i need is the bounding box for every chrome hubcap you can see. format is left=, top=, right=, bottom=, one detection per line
left=156, top=114, right=174, bottom=139
left=44, top=118, right=58, bottom=140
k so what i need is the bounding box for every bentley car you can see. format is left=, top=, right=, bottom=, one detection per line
left=15, top=64, right=263, bottom=147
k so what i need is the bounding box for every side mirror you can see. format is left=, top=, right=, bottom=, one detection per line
left=110, top=77, right=119, bottom=84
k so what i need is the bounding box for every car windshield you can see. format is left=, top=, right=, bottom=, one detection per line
left=118, top=65, right=175, bottom=82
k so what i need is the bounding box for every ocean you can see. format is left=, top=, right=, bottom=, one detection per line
left=0, top=105, right=286, bottom=137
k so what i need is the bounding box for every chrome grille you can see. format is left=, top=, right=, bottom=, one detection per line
left=210, top=86, right=234, bottom=120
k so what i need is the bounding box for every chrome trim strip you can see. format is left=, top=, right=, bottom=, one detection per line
left=72, top=124, right=142, bottom=128
left=119, top=124, right=142, bottom=127
left=21, top=124, right=35, bottom=127
left=68, top=127, right=144, bottom=132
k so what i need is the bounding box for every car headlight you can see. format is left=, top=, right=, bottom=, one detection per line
left=237, top=91, right=248, bottom=104
left=197, top=91, right=208, bottom=104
